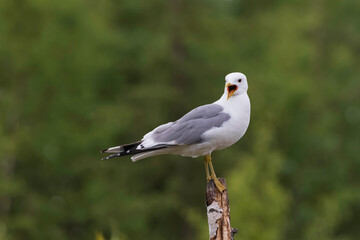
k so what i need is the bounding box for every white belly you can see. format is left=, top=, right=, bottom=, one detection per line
left=204, top=112, right=249, bottom=150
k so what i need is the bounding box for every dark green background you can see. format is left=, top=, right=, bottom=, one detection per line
left=1, top=0, right=359, bottom=239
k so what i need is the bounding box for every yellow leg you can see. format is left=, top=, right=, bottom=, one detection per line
left=204, top=155, right=211, bottom=181
left=206, top=154, right=227, bottom=192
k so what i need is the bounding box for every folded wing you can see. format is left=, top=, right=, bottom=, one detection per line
left=139, top=104, right=230, bottom=148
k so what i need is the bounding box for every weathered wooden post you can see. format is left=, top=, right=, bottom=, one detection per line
left=206, top=178, right=238, bottom=240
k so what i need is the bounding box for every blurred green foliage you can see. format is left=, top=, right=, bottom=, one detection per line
left=0, top=0, right=359, bottom=239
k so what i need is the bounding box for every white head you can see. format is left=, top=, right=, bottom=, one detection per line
left=224, top=72, right=248, bottom=100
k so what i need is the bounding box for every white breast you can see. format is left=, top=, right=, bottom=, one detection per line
left=205, top=93, right=250, bottom=150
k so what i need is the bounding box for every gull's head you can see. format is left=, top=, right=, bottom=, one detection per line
left=225, top=72, right=248, bottom=100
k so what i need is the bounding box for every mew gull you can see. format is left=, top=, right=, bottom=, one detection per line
left=101, top=72, right=251, bottom=192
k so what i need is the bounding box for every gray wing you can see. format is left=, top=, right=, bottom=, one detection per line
left=150, top=104, right=230, bottom=145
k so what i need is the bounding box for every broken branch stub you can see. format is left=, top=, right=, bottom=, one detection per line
left=206, top=178, right=238, bottom=240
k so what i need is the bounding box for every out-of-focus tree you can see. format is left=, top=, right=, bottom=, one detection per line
left=0, top=0, right=359, bottom=239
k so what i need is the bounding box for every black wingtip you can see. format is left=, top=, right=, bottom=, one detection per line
left=101, top=155, right=112, bottom=160
left=101, top=152, right=122, bottom=160
left=100, top=149, right=107, bottom=153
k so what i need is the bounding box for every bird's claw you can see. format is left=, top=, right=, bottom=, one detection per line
left=212, top=177, right=227, bottom=192
left=206, top=177, right=227, bottom=192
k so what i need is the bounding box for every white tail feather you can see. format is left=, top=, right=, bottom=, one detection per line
left=131, top=149, right=170, bottom=162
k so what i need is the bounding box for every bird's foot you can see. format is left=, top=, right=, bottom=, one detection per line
left=213, top=177, right=227, bottom=192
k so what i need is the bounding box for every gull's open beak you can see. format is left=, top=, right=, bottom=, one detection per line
left=226, top=83, right=238, bottom=100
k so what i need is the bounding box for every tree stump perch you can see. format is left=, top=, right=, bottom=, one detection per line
left=206, top=178, right=238, bottom=240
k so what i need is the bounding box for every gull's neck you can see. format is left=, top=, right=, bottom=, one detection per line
left=214, top=91, right=250, bottom=113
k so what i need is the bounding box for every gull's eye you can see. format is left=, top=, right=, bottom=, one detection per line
left=238, top=79, right=242, bottom=83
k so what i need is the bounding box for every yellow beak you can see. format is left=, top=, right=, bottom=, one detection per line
left=226, top=82, right=237, bottom=100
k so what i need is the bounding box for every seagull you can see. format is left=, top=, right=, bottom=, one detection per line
left=101, top=72, right=251, bottom=192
